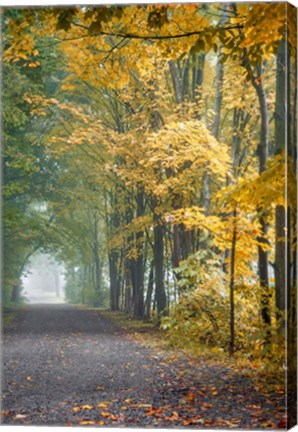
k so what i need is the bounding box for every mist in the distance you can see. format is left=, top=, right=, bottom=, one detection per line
left=21, top=253, right=66, bottom=304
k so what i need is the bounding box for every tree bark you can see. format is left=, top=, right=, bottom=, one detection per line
left=144, top=260, right=154, bottom=319
left=192, top=52, right=205, bottom=102
left=109, top=249, right=120, bottom=310
left=241, top=54, right=271, bottom=335
left=169, top=60, right=183, bottom=104
left=229, top=207, right=237, bottom=355
left=93, top=214, right=102, bottom=307
left=106, top=192, right=121, bottom=311
left=212, top=49, right=224, bottom=139
left=253, top=64, right=271, bottom=335
left=153, top=213, right=167, bottom=317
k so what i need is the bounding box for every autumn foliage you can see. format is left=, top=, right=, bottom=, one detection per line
left=2, top=2, right=297, bottom=379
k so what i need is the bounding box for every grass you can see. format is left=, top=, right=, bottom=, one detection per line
left=2, top=310, right=17, bottom=329
left=100, top=310, right=164, bottom=340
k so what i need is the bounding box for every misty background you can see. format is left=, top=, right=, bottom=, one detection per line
left=21, top=253, right=66, bottom=304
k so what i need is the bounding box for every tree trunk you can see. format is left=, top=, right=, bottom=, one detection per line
left=212, top=50, right=224, bottom=139
left=93, top=214, right=102, bottom=307
left=133, top=191, right=145, bottom=318
left=201, top=171, right=211, bottom=216
left=236, top=3, right=271, bottom=337
left=109, top=249, right=120, bottom=311
left=124, top=258, right=133, bottom=314
left=172, top=225, right=182, bottom=270
left=144, top=261, right=154, bottom=319
left=105, top=192, right=121, bottom=311
left=229, top=208, right=237, bottom=355
left=153, top=213, right=167, bottom=317
left=11, top=285, right=21, bottom=303
left=201, top=5, right=229, bottom=221
left=192, top=52, right=205, bottom=103
left=169, top=60, right=183, bottom=104
left=253, top=63, right=271, bottom=336
left=168, top=63, right=195, bottom=268
left=181, top=57, right=190, bottom=100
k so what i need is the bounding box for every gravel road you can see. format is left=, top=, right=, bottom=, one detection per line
left=1, top=304, right=286, bottom=428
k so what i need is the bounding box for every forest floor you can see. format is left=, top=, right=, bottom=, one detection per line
left=1, top=304, right=286, bottom=428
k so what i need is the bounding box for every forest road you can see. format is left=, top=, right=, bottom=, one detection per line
left=2, top=304, right=286, bottom=428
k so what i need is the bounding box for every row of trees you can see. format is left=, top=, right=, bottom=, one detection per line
left=3, top=4, right=296, bottom=364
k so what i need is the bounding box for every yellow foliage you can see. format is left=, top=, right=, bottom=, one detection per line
left=217, top=153, right=295, bottom=213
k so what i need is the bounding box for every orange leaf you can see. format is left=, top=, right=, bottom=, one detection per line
left=277, top=419, right=287, bottom=428
left=204, top=419, right=213, bottom=425
left=187, top=391, right=195, bottom=403
left=146, top=408, right=156, bottom=416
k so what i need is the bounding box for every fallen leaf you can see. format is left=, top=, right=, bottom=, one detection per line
left=80, top=420, right=96, bottom=425
left=14, top=414, right=28, bottom=420
left=201, top=402, right=213, bottom=409
left=166, top=411, right=179, bottom=421
left=204, top=419, right=214, bottom=425
left=82, top=405, right=93, bottom=410
left=97, top=402, right=110, bottom=408
left=260, top=420, right=275, bottom=427
left=187, top=391, right=195, bottom=403
left=184, top=420, right=193, bottom=425
left=96, top=386, right=105, bottom=390
left=72, top=407, right=81, bottom=412
left=146, top=408, right=157, bottom=416
left=277, top=419, right=287, bottom=428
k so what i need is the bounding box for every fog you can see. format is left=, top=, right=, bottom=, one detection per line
left=21, top=253, right=66, bottom=304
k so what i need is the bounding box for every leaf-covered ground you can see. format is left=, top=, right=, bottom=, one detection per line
left=1, top=305, right=286, bottom=428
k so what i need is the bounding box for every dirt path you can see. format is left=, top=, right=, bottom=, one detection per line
left=1, top=305, right=286, bottom=428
